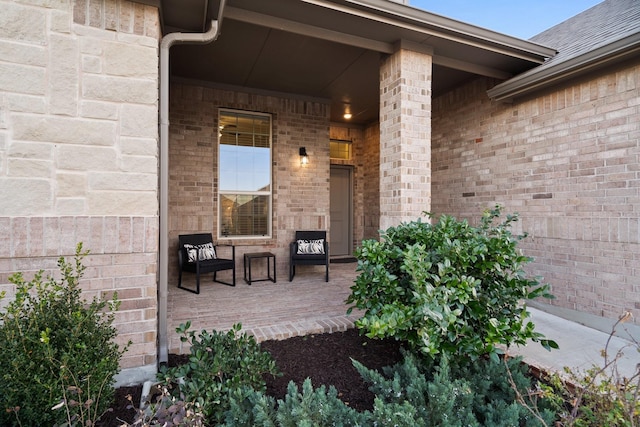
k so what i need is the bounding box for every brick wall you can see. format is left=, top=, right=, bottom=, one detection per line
left=432, top=60, right=640, bottom=326
left=363, top=123, right=381, bottom=240
left=379, top=46, right=432, bottom=229
left=0, top=0, right=160, bottom=369
left=169, top=82, right=331, bottom=280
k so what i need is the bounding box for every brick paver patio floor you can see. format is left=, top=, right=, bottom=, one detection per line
left=167, top=262, right=362, bottom=354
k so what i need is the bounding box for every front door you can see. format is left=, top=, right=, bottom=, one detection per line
left=330, top=165, right=352, bottom=257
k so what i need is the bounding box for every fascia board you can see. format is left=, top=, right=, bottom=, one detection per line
left=488, top=32, right=640, bottom=102
left=302, top=0, right=557, bottom=63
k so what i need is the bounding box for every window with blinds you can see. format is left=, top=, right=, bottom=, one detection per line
left=330, top=139, right=352, bottom=160
left=218, top=109, right=272, bottom=238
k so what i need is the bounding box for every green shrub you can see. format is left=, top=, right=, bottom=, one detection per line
left=223, top=351, right=557, bottom=426
left=0, top=243, right=127, bottom=427
left=225, top=379, right=367, bottom=426
left=346, top=205, right=557, bottom=363
left=158, top=322, right=279, bottom=425
left=357, top=350, right=556, bottom=426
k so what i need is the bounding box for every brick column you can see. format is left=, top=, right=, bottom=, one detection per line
left=379, top=42, right=432, bottom=230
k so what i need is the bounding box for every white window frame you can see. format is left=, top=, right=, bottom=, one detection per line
left=217, top=109, right=272, bottom=240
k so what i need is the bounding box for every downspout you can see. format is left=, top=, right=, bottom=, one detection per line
left=158, top=0, right=226, bottom=365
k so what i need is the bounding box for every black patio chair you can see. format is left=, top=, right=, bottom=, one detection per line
left=177, top=233, right=235, bottom=294
left=289, top=230, right=329, bottom=282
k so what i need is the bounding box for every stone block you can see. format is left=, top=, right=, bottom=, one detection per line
left=104, top=41, right=158, bottom=78
left=81, top=100, right=118, bottom=120
left=6, top=93, right=47, bottom=114
left=87, top=191, right=157, bottom=216
left=81, top=54, right=102, bottom=74
left=12, top=114, right=116, bottom=145
left=0, top=2, right=46, bottom=44
left=120, top=104, right=158, bottom=138
left=0, top=178, right=52, bottom=215
left=0, top=62, right=46, bottom=95
left=0, top=40, right=47, bottom=66
left=50, top=8, right=71, bottom=34
left=120, top=137, right=157, bottom=156
left=56, top=198, right=86, bottom=215
left=121, top=155, right=157, bottom=174
left=56, top=172, right=87, bottom=197
left=8, top=141, right=53, bottom=159
left=89, top=171, right=156, bottom=191
left=8, top=158, right=51, bottom=177
left=49, top=34, right=79, bottom=116
left=56, top=145, right=117, bottom=171
left=82, top=74, right=157, bottom=104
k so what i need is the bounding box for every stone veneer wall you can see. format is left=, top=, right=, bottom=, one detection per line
left=0, top=0, right=160, bottom=371
left=431, top=60, right=640, bottom=327
left=168, top=82, right=331, bottom=281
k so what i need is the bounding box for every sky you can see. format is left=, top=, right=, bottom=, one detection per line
left=408, top=0, right=603, bottom=39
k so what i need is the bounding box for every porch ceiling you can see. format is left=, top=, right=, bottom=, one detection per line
left=160, top=0, right=555, bottom=125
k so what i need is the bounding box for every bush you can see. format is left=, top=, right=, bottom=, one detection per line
left=0, top=243, right=127, bottom=427
left=157, top=322, right=279, bottom=425
left=346, top=205, right=557, bottom=363
left=225, top=379, right=367, bottom=426
left=358, top=351, right=557, bottom=427
left=223, top=351, right=557, bottom=426
left=520, top=312, right=640, bottom=427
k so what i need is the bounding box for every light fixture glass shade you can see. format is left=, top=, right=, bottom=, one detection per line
left=299, top=147, right=309, bottom=165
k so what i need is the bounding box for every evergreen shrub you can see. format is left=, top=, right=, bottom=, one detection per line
left=225, top=379, right=367, bottom=426
left=358, top=351, right=556, bottom=426
left=0, top=243, right=127, bottom=427
left=158, top=322, right=279, bottom=425
left=223, top=352, right=557, bottom=426
left=346, top=205, right=557, bottom=363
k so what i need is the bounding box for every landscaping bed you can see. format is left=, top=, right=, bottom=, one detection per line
left=97, top=328, right=402, bottom=426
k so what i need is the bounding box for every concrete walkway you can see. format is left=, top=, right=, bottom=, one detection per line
left=168, top=261, right=638, bottom=379
left=510, top=308, right=638, bottom=380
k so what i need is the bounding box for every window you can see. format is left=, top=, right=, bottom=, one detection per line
left=218, top=110, right=272, bottom=238
left=330, top=139, right=352, bottom=160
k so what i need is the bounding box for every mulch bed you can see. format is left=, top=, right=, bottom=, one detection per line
left=97, top=328, right=403, bottom=426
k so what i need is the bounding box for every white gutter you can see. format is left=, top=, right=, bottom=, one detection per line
left=487, top=31, right=640, bottom=102
left=158, top=0, right=226, bottom=365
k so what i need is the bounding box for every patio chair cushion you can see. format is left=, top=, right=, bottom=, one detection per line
left=296, top=238, right=325, bottom=255
left=184, top=242, right=216, bottom=263
left=290, top=230, right=329, bottom=282
left=178, top=233, right=236, bottom=293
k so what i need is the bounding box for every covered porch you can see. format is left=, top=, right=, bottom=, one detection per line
left=166, top=259, right=640, bottom=381
left=167, top=262, right=362, bottom=354
left=158, top=0, right=555, bottom=363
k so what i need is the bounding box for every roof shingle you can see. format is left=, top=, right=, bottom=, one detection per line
left=530, top=0, right=640, bottom=68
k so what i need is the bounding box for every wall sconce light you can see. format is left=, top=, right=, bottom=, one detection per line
left=299, top=147, right=309, bottom=165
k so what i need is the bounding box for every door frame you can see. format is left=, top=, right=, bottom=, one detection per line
left=330, top=164, right=354, bottom=257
